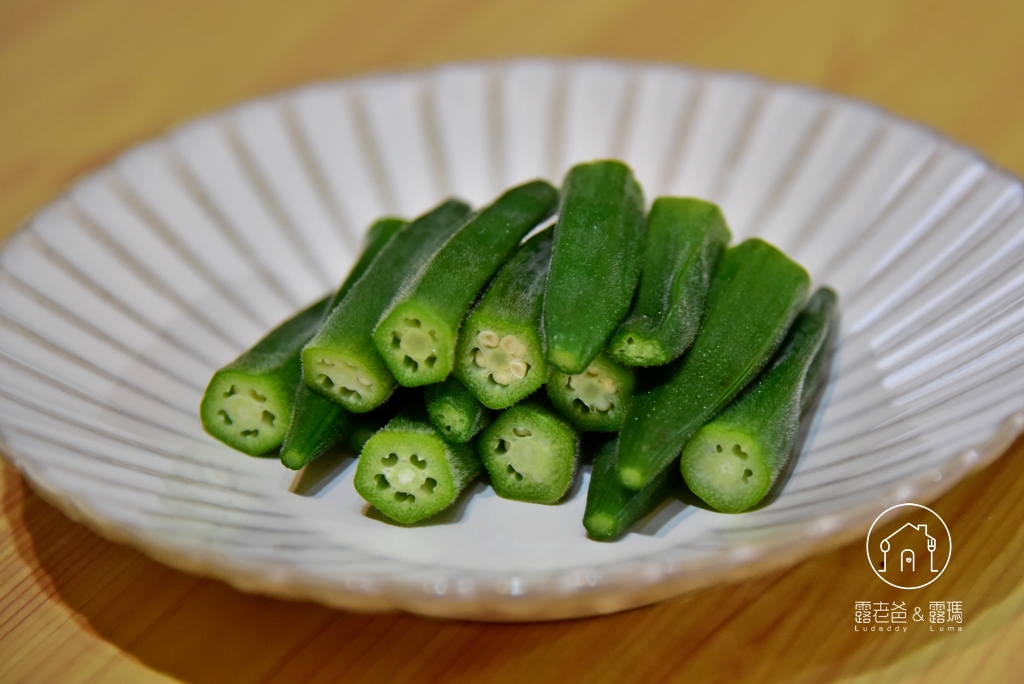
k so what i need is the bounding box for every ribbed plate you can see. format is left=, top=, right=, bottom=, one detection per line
left=3, top=59, right=1024, bottom=621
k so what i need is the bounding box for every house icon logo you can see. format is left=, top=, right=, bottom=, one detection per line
left=866, top=503, right=951, bottom=590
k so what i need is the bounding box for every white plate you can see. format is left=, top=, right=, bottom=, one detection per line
left=2, top=59, right=1024, bottom=621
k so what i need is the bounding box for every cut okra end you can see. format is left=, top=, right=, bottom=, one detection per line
left=582, top=512, right=618, bottom=541
left=478, top=404, right=578, bottom=504
left=608, top=328, right=669, bottom=367
left=374, top=302, right=454, bottom=387
left=354, top=432, right=458, bottom=524
left=455, top=317, right=546, bottom=410
left=200, top=371, right=290, bottom=456
left=302, top=346, right=394, bottom=413
left=547, top=353, right=635, bottom=432
left=680, top=426, right=771, bottom=513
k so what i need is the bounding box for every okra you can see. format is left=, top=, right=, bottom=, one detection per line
left=280, top=217, right=407, bottom=470
left=546, top=351, right=635, bottom=432
left=425, top=376, right=493, bottom=444
left=681, top=288, right=838, bottom=512
left=454, top=227, right=553, bottom=409
left=354, top=408, right=482, bottom=524
left=374, top=181, right=558, bottom=387
left=200, top=296, right=330, bottom=455
left=583, top=437, right=681, bottom=541
left=616, top=239, right=810, bottom=490
left=609, top=198, right=730, bottom=367
left=303, top=200, right=473, bottom=412
left=543, top=161, right=646, bottom=374
left=477, top=402, right=578, bottom=504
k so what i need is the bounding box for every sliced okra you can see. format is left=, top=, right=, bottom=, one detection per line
left=609, top=197, right=730, bottom=367
left=478, top=402, right=578, bottom=504
left=681, top=288, right=838, bottom=512
left=374, top=180, right=557, bottom=387
left=616, top=239, right=810, bottom=490
left=455, top=228, right=553, bottom=409
left=354, top=409, right=482, bottom=524
left=543, top=161, right=646, bottom=374
left=546, top=352, right=635, bottom=432
left=303, top=200, right=472, bottom=412
left=200, top=296, right=330, bottom=455
left=425, top=376, right=493, bottom=444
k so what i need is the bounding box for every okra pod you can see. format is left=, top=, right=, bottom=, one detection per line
left=280, top=217, right=407, bottom=470
left=425, top=376, right=493, bottom=444
left=477, top=402, right=578, bottom=504
left=200, top=296, right=330, bottom=455
left=609, top=198, right=730, bottom=367
left=354, top=408, right=482, bottom=524
left=616, top=239, right=810, bottom=490
left=454, top=227, right=553, bottom=409
left=303, top=200, right=473, bottom=412
left=583, top=437, right=681, bottom=541
left=681, top=288, right=838, bottom=512
left=546, top=351, right=635, bottom=432
left=374, top=181, right=558, bottom=387
left=543, top=161, right=646, bottom=374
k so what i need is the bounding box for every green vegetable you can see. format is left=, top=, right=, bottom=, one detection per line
left=616, top=239, right=810, bottom=490
left=374, top=181, right=558, bottom=387
left=280, top=218, right=407, bottom=470
left=303, top=200, right=472, bottom=412
left=477, top=402, right=578, bottom=504
left=609, top=198, right=730, bottom=367
left=454, top=227, right=553, bottom=409
left=681, top=288, right=837, bottom=512
left=543, top=161, right=646, bottom=374
left=354, top=408, right=482, bottom=524
left=546, top=351, right=635, bottom=432
left=583, top=437, right=681, bottom=541
left=200, top=296, right=330, bottom=455
left=425, top=376, right=494, bottom=444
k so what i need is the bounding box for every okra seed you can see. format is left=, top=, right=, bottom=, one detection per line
left=358, top=376, right=372, bottom=387
left=478, top=330, right=499, bottom=348
left=492, top=370, right=511, bottom=385
left=499, top=335, right=518, bottom=354
left=249, top=389, right=267, bottom=402
left=496, top=439, right=510, bottom=454
left=261, top=411, right=275, bottom=426
left=512, top=427, right=532, bottom=437
left=508, top=360, right=528, bottom=379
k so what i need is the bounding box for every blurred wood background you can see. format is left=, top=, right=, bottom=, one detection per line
left=3, top=1, right=1024, bottom=681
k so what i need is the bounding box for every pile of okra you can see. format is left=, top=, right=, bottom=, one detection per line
left=201, top=160, right=838, bottom=539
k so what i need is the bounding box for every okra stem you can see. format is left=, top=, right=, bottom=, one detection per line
left=374, top=181, right=557, bottom=387
left=609, top=198, right=730, bottom=367
left=425, top=376, right=493, bottom=444
left=543, top=161, right=646, bottom=374
left=354, top=408, right=482, bottom=524
left=615, top=239, right=810, bottom=490
left=583, top=437, right=681, bottom=541
left=455, top=227, right=553, bottom=409
left=477, top=402, right=579, bottom=504
left=546, top=351, right=635, bottom=432
left=681, top=288, right=838, bottom=512
left=303, top=200, right=472, bottom=412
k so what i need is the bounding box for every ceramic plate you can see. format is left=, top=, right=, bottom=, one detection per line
left=3, top=59, right=1024, bottom=621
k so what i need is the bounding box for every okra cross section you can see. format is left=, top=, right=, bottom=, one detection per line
left=200, top=296, right=330, bottom=455
left=543, top=160, right=646, bottom=374
left=616, top=239, right=810, bottom=490
left=374, top=180, right=558, bottom=387
left=609, top=197, right=730, bottom=367
left=354, top=409, right=482, bottom=524
left=455, top=227, right=554, bottom=409
left=546, top=352, right=635, bottom=432
left=681, top=287, right=838, bottom=512
left=478, top=402, right=578, bottom=504
left=303, top=199, right=472, bottom=412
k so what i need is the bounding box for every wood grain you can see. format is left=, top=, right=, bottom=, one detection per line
left=3, top=1, right=1024, bottom=682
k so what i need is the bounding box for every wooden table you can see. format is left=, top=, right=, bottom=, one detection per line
left=3, top=1, right=1024, bottom=681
